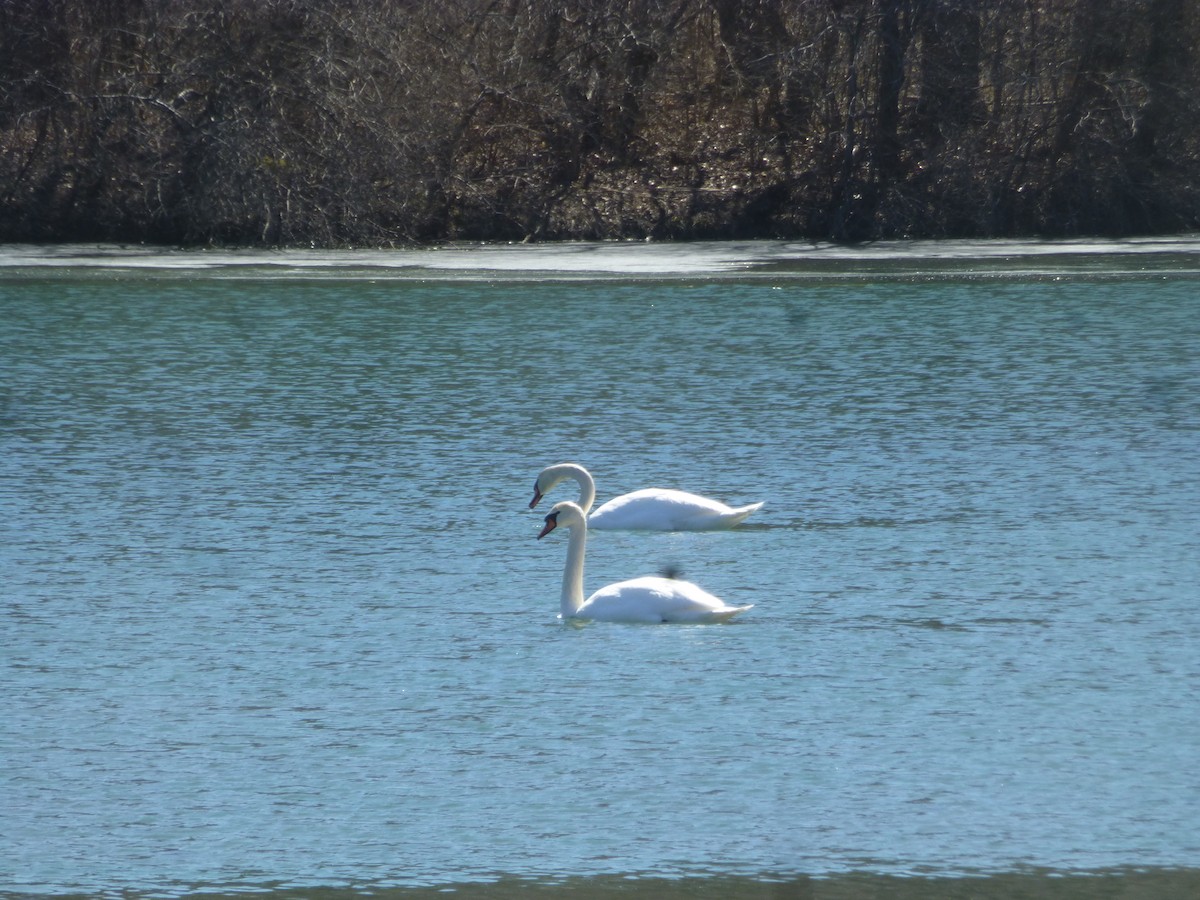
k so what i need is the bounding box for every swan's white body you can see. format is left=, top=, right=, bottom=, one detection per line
left=537, top=502, right=753, bottom=624
left=530, top=463, right=762, bottom=531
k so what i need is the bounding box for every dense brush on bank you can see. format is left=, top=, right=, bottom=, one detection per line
left=2, top=0, right=1198, bottom=246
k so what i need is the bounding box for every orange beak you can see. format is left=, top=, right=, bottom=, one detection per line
left=529, top=485, right=543, bottom=509
left=537, top=513, right=558, bottom=539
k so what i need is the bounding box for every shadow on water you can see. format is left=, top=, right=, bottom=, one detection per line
left=735, top=516, right=963, bottom=532
left=23, top=869, right=1199, bottom=900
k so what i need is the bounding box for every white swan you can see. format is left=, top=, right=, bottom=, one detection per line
left=529, top=462, right=763, bottom=531
left=537, top=501, right=753, bottom=623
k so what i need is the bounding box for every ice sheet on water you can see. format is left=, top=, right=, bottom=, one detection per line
left=2, top=236, right=1199, bottom=281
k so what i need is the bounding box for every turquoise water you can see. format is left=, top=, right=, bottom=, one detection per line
left=3, top=240, right=1199, bottom=897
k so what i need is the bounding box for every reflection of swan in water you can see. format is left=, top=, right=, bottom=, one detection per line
left=537, top=502, right=753, bottom=624
left=530, top=462, right=763, bottom=531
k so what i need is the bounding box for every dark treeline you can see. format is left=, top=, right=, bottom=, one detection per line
left=2, top=0, right=1198, bottom=246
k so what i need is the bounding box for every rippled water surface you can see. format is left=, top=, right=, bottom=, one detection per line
left=3, top=240, right=1199, bottom=897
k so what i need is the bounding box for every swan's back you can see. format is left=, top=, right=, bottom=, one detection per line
left=577, top=575, right=753, bottom=624
left=589, top=489, right=763, bottom=531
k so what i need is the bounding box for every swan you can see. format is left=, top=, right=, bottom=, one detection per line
left=529, top=462, right=763, bottom=531
left=537, top=501, right=753, bottom=623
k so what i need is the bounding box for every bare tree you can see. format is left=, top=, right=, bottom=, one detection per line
left=2, top=0, right=1198, bottom=244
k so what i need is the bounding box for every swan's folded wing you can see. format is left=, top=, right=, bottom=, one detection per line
left=581, top=576, right=750, bottom=623
left=590, top=489, right=761, bottom=531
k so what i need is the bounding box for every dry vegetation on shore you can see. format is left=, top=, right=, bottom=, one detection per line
left=2, top=0, right=1198, bottom=246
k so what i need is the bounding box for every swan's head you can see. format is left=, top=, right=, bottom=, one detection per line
left=529, top=477, right=545, bottom=509
left=529, top=467, right=565, bottom=509
left=537, top=501, right=586, bottom=539
left=529, top=463, right=582, bottom=509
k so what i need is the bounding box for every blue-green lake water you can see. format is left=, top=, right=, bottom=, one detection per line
left=3, top=240, right=1199, bottom=898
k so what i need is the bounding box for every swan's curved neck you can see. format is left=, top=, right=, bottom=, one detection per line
left=547, top=463, right=596, bottom=515
left=559, top=520, right=588, bottom=618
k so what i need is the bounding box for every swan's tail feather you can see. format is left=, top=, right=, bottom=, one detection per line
left=722, top=501, right=764, bottom=527
left=711, top=604, right=754, bottom=622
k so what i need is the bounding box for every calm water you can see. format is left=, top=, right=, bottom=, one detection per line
left=3, top=240, right=1199, bottom=898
